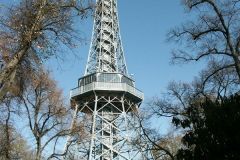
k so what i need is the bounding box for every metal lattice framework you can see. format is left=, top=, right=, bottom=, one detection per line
left=65, top=0, right=154, bottom=159
left=65, top=94, right=149, bottom=160
left=85, top=0, right=128, bottom=75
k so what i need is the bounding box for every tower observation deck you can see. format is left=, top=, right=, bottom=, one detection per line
left=65, top=0, right=150, bottom=160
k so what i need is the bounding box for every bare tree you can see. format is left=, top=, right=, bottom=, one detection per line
left=148, top=81, right=193, bottom=119
left=0, top=124, right=35, bottom=160
left=168, top=0, right=240, bottom=88
left=148, top=71, right=240, bottom=125
left=0, top=0, right=94, bottom=101
left=0, top=101, right=13, bottom=160
left=132, top=111, right=175, bottom=160
left=21, top=69, right=79, bottom=160
left=147, top=1, right=240, bottom=158
left=152, top=134, right=182, bottom=160
left=0, top=99, right=34, bottom=160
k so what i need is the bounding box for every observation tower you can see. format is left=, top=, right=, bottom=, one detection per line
left=66, top=0, right=147, bottom=159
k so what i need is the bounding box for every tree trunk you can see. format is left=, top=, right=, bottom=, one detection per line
left=5, top=104, right=11, bottom=160
left=36, top=138, right=42, bottom=160
left=0, top=45, right=29, bottom=101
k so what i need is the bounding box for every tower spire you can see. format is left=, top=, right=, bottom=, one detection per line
left=85, top=0, right=128, bottom=75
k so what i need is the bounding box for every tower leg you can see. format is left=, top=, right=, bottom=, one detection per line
left=88, top=96, right=98, bottom=160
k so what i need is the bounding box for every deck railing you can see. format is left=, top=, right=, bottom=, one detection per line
left=70, top=82, right=144, bottom=100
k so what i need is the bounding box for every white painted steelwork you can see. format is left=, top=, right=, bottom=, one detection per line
left=64, top=0, right=154, bottom=159
left=85, top=0, right=128, bottom=75
left=65, top=95, right=148, bottom=160
left=70, top=82, right=144, bottom=100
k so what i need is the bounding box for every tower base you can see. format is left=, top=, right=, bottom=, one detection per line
left=65, top=93, right=150, bottom=160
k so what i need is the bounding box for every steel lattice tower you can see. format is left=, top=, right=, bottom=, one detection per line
left=65, top=0, right=149, bottom=159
